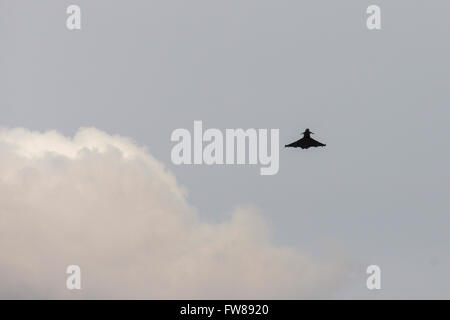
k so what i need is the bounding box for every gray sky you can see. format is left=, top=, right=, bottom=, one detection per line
left=1, top=0, right=450, bottom=298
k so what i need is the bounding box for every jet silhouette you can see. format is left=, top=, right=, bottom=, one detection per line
left=285, top=128, right=326, bottom=149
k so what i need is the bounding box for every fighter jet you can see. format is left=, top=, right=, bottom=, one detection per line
left=285, top=128, right=326, bottom=149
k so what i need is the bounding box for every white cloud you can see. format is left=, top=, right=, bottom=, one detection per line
left=0, top=127, right=350, bottom=299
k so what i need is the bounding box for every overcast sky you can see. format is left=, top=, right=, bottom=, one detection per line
left=1, top=0, right=449, bottom=298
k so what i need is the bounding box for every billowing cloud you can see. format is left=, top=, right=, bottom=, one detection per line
left=0, top=127, right=350, bottom=299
